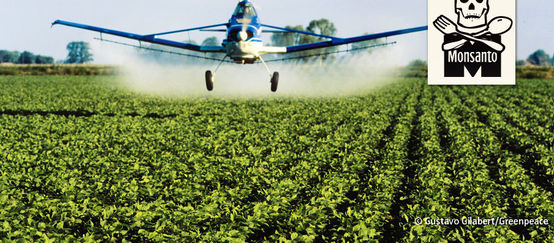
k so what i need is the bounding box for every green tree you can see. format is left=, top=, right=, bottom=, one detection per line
left=0, top=50, right=20, bottom=63
left=306, top=19, right=336, bottom=37
left=202, top=36, right=224, bottom=59
left=65, top=41, right=93, bottom=64
left=271, top=25, right=304, bottom=46
left=35, top=55, right=54, bottom=64
left=526, top=49, right=551, bottom=66
left=303, top=19, right=338, bottom=61
left=270, top=19, right=339, bottom=62
left=202, top=36, right=219, bottom=46
left=17, top=51, right=35, bottom=64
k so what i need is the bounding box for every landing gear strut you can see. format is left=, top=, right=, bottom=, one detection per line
left=259, top=56, right=279, bottom=92
left=205, top=55, right=227, bottom=91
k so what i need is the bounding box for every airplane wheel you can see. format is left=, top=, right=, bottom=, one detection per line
left=271, top=72, right=279, bottom=92
left=205, top=70, right=214, bottom=91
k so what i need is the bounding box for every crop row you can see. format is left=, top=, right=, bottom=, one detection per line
left=451, top=86, right=554, bottom=241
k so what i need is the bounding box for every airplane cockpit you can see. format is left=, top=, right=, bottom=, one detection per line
left=233, top=2, right=257, bottom=18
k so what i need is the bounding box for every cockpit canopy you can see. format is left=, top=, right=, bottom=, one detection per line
left=233, top=2, right=257, bottom=18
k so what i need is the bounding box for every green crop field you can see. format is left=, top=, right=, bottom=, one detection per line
left=0, top=76, right=552, bottom=242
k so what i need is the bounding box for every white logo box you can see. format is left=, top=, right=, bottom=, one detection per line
left=428, top=0, right=516, bottom=85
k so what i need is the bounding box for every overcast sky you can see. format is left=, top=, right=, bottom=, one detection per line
left=1, top=0, right=552, bottom=63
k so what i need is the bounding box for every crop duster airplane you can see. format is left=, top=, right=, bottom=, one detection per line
left=52, top=0, right=427, bottom=92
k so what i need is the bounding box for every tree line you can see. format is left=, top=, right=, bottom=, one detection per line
left=0, top=41, right=93, bottom=65
left=0, top=50, right=54, bottom=64
left=7, top=23, right=548, bottom=66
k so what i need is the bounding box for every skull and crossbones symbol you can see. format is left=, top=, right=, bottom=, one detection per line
left=434, top=0, right=512, bottom=52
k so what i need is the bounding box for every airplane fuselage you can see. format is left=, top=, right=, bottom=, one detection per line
left=223, top=1, right=264, bottom=64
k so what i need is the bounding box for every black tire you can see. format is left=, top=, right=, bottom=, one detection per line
left=205, top=70, right=214, bottom=91
left=270, top=72, right=279, bottom=92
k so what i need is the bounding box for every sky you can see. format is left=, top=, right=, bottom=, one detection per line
left=1, top=0, right=552, bottom=63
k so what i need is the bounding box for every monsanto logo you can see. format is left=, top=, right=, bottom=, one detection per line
left=428, top=0, right=516, bottom=85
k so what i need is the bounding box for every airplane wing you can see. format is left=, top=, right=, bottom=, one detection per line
left=261, top=25, right=427, bottom=53
left=52, top=20, right=226, bottom=53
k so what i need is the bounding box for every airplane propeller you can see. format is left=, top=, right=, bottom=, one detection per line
left=237, top=18, right=252, bottom=41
